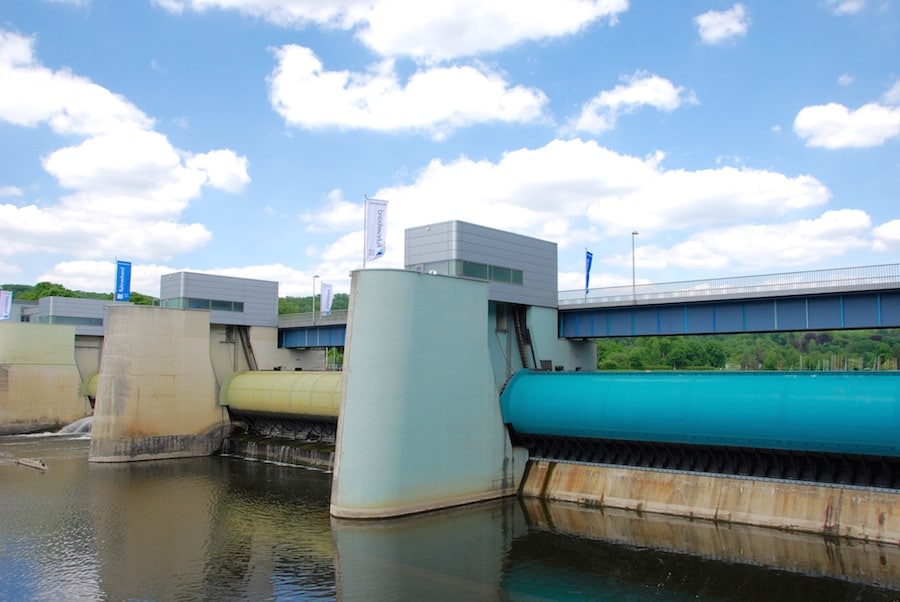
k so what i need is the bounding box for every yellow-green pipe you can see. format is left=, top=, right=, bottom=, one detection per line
left=82, top=372, right=99, bottom=399
left=220, top=371, right=342, bottom=420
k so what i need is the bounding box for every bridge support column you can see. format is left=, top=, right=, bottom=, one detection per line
left=330, top=269, right=527, bottom=518
left=90, top=305, right=230, bottom=462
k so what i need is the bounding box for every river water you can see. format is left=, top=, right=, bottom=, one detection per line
left=2, top=433, right=900, bottom=601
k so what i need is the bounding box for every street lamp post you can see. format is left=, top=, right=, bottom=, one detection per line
left=631, top=231, right=639, bottom=304
left=312, top=274, right=319, bottom=325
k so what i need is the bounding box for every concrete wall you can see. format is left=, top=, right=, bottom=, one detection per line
left=90, top=305, right=230, bottom=462
left=208, top=324, right=252, bottom=384
left=206, top=324, right=324, bottom=382
left=526, top=305, right=596, bottom=372
left=0, top=322, right=92, bottom=434
left=522, top=460, right=900, bottom=545
left=247, top=327, right=325, bottom=371
left=487, top=303, right=597, bottom=388
left=331, top=269, right=527, bottom=518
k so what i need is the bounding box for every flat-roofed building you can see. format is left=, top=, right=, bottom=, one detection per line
left=160, top=272, right=278, bottom=327
left=25, top=297, right=120, bottom=336
left=404, top=220, right=558, bottom=308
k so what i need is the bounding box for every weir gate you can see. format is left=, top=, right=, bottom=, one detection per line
left=28, top=220, right=892, bottom=549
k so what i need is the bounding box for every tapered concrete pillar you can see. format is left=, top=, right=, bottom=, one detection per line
left=330, top=269, right=527, bottom=518
left=90, top=305, right=229, bottom=462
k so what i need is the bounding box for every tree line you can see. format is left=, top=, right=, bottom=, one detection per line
left=596, top=330, right=900, bottom=371
left=278, top=293, right=350, bottom=315
left=3, top=282, right=158, bottom=306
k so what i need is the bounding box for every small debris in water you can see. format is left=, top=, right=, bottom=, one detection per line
left=16, top=458, right=47, bottom=471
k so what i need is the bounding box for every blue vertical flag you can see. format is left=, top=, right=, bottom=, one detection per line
left=115, top=260, right=132, bottom=301
left=585, top=250, right=593, bottom=296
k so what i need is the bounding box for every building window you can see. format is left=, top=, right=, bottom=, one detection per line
left=162, top=297, right=244, bottom=312
left=490, top=266, right=511, bottom=283
left=461, top=261, right=488, bottom=279
left=42, top=316, right=104, bottom=327
left=454, top=261, right=523, bottom=285
left=187, top=298, right=210, bottom=310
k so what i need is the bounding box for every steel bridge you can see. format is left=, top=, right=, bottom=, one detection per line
left=278, top=263, right=900, bottom=346
left=559, top=263, right=900, bottom=338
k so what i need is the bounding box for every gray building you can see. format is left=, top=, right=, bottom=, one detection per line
left=159, top=272, right=278, bottom=327
left=24, top=297, right=121, bottom=336
left=404, top=220, right=558, bottom=308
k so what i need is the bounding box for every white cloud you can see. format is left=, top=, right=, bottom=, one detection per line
left=24, top=136, right=853, bottom=295
left=649, top=209, right=871, bottom=271
left=155, top=0, right=629, bottom=62
left=571, top=72, right=697, bottom=134
left=794, top=102, right=900, bottom=148
left=883, top=81, right=900, bottom=105
left=357, top=0, right=629, bottom=61
left=152, top=0, right=371, bottom=26
left=37, top=260, right=329, bottom=298
left=0, top=29, right=249, bottom=262
left=186, top=149, right=251, bottom=193
left=873, top=219, right=900, bottom=251
left=300, top=189, right=363, bottom=232
left=39, top=260, right=164, bottom=296
left=310, top=138, right=833, bottom=279
left=0, top=186, right=23, bottom=197
left=824, top=0, right=865, bottom=16
left=268, top=45, right=548, bottom=139
left=838, top=73, right=855, bottom=86
left=694, top=3, right=750, bottom=45
left=586, top=164, right=830, bottom=234
left=0, top=31, right=153, bottom=135
left=0, top=260, right=23, bottom=279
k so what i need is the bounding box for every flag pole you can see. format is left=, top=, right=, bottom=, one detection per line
left=363, top=195, right=368, bottom=269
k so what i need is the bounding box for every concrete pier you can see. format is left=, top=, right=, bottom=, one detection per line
left=330, top=269, right=528, bottom=518
left=90, top=305, right=230, bottom=462
left=0, top=322, right=91, bottom=435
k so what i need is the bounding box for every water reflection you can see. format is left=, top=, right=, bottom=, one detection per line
left=2, top=435, right=900, bottom=601
left=332, top=497, right=526, bottom=600
left=511, top=498, right=900, bottom=601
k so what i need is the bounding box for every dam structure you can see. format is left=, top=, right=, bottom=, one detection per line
left=3, top=221, right=900, bottom=547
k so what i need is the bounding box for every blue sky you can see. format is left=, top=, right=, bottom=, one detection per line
left=1, top=0, right=898, bottom=298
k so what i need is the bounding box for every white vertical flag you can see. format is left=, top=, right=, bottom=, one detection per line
left=0, top=290, right=11, bottom=321
left=320, top=282, right=334, bottom=317
left=364, top=198, right=388, bottom=263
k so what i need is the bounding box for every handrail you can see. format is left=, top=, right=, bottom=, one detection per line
left=561, top=263, right=900, bottom=307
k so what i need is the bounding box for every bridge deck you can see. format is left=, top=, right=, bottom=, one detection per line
left=278, top=264, right=900, bottom=345
left=560, top=264, right=900, bottom=338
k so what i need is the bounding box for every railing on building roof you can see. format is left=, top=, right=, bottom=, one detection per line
left=278, top=309, right=350, bottom=328
left=560, top=263, right=900, bottom=308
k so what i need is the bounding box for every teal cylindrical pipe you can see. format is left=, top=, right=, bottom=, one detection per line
left=500, top=371, right=900, bottom=457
